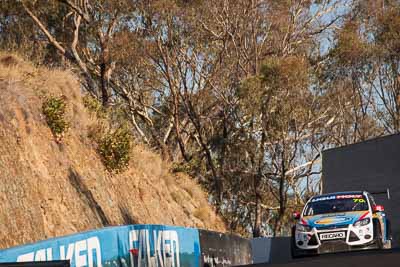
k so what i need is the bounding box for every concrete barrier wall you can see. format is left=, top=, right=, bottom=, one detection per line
left=199, top=230, right=251, bottom=267
left=251, top=238, right=272, bottom=264
left=251, top=237, right=291, bottom=264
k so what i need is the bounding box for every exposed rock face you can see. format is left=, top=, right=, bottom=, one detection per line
left=0, top=53, right=225, bottom=249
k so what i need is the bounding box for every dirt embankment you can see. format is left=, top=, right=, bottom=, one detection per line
left=0, top=53, right=226, bottom=249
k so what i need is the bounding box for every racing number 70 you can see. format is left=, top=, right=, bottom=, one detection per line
left=353, top=198, right=366, bottom=203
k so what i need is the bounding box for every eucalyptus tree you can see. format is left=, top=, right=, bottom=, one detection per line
left=1, top=0, right=378, bottom=237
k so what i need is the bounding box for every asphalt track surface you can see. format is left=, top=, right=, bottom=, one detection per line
left=237, top=248, right=400, bottom=267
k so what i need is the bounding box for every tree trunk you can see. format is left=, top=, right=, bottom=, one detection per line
left=100, top=62, right=109, bottom=106
left=253, top=191, right=262, bottom=237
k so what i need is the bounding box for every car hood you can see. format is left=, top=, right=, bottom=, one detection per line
left=302, top=211, right=369, bottom=228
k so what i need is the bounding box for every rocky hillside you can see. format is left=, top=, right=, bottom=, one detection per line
left=0, top=53, right=226, bottom=249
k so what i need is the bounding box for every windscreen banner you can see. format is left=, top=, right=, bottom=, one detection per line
left=0, top=225, right=200, bottom=267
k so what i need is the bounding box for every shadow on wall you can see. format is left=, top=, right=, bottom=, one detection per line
left=251, top=237, right=292, bottom=264
left=67, top=167, right=110, bottom=226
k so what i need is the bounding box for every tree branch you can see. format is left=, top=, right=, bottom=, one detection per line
left=57, top=0, right=91, bottom=23
left=22, top=2, right=66, bottom=55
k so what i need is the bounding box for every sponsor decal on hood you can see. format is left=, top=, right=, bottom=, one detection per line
left=303, top=211, right=367, bottom=228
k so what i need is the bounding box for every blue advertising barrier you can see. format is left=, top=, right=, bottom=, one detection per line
left=0, top=225, right=200, bottom=267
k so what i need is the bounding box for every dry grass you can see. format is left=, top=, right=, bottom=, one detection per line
left=194, top=207, right=210, bottom=222
left=171, top=190, right=186, bottom=206
left=0, top=52, right=226, bottom=249
left=181, top=179, right=200, bottom=199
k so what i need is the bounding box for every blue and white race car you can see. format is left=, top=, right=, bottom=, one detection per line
left=291, top=191, right=392, bottom=257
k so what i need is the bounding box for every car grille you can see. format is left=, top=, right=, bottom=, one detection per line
left=319, top=240, right=349, bottom=253
left=316, top=224, right=349, bottom=230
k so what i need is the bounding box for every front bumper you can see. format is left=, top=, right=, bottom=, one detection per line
left=294, top=223, right=375, bottom=254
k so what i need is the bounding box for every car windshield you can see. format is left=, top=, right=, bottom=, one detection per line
left=304, top=194, right=369, bottom=216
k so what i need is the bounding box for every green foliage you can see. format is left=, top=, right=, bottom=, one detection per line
left=42, top=95, right=68, bottom=139
left=237, top=76, right=264, bottom=112
left=84, top=96, right=133, bottom=173
left=83, top=95, right=107, bottom=119
left=97, top=126, right=132, bottom=172
left=260, top=57, right=281, bottom=87
left=375, top=7, right=400, bottom=55
left=171, top=162, right=191, bottom=173
left=332, top=21, right=369, bottom=66
left=238, top=56, right=311, bottom=135
left=261, top=56, right=310, bottom=90
left=171, top=157, right=206, bottom=176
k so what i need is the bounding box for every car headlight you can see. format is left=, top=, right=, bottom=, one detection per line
left=296, top=223, right=312, bottom=232
left=353, top=218, right=370, bottom=227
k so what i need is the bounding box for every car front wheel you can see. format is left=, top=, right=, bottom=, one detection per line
left=373, top=220, right=383, bottom=249
left=291, top=226, right=301, bottom=258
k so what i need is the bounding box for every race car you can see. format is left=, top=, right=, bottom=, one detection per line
left=291, top=190, right=392, bottom=258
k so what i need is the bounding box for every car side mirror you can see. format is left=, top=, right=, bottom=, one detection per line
left=373, top=205, right=384, bottom=212
left=293, top=211, right=301, bottom=220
